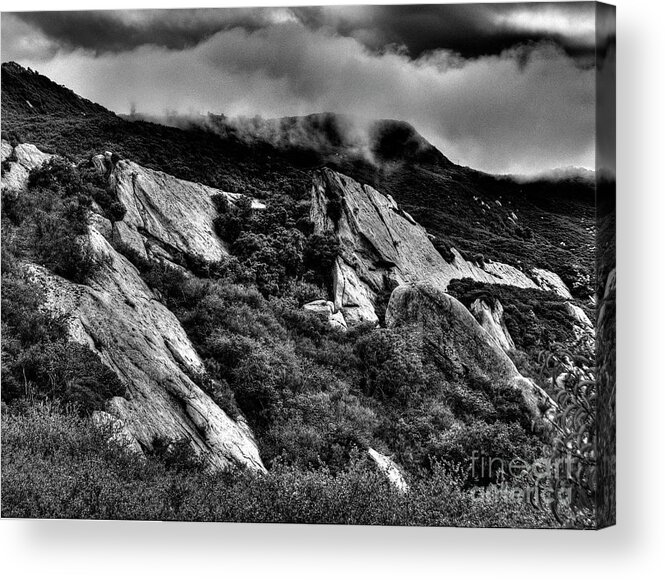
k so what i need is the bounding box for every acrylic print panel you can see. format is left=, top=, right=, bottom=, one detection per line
left=0, top=2, right=615, bottom=529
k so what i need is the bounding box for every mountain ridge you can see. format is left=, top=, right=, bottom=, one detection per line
left=1, top=61, right=596, bottom=298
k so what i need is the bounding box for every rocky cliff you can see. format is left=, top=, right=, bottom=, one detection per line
left=310, top=168, right=572, bottom=326
left=2, top=142, right=266, bottom=471
left=386, top=281, right=553, bottom=420
left=93, top=152, right=261, bottom=267
left=27, top=225, right=266, bottom=472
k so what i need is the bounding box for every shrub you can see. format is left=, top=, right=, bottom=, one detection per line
left=303, top=232, right=339, bottom=287
left=149, top=437, right=205, bottom=473
left=326, top=197, right=343, bottom=223
left=210, top=193, right=230, bottom=214
left=213, top=195, right=253, bottom=243
left=1, top=268, right=68, bottom=346
left=32, top=208, right=102, bottom=282
left=3, top=341, right=126, bottom=414
left=28, top=157, right=81, bottom=196
left=427, top=420, right=541, bottom=485
left=6, top=160, right=107, bottom=283
left=1, top=401, right=556, bottom=527
left=473, top=253, right=486, bottom=268
left=534, top=338, right=598, bottom=527
left=355, top=328, right=426, bottom=403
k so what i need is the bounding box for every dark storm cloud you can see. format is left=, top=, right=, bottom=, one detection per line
left=8, top=8, right=300, bottom=54
left=293, top=3, right=596, bottom=59
left=7, top=3, right=596, bottom=59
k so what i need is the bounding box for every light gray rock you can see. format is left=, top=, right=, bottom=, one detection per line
left=1, top=140, right=53, bottom=192
left=224, top=191, right=266, bottom=210
left=303, top=299, right=347, bottom=331
left=109, top=159, right=228, bottom=263
left=469, top=298, right=515, bottom=353
left=531, top=267, right=572, bottom=299
left=14, top=143, right=52, bottom=169
left=1, top=140, right=13, bottom=162
left=112, top=220, right=148, bottom=261
left=27, top=229, right=265, bottom=472
left=310, top=169, right=544, bottom=326
left=565, top=302, right=593, bottom=339
left=91, top=152, right=111, bottom=174
left=368, top=448, right=409, bottom=493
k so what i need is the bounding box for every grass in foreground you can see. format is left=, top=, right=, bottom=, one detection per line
left=1, top=401, right=556, bottom=527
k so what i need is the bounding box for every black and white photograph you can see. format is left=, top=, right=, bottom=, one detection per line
left=1, top=1, right=615, bottom=533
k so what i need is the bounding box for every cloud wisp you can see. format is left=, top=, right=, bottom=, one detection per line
left=1, top=6, right=597, bottom=175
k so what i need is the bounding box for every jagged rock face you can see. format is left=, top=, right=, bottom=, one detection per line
left=469, top=298, right=515, bottom=353
left=28, top=226, right=265, bottom=473
left=1, top=139, right=52, bottom=192
left=386, top=281, right=552, bottom=419
left=105, top=157, right=227, bottom=263
left=310, top=168, right=565, bottom=326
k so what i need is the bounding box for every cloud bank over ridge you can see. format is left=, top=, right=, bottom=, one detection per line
left=2, top=5, right=598, bottom=175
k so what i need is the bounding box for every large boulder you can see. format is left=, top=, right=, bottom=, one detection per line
left=386, top=281, right=552, bottom=419
left=27, top=228, right=265, bottom=472
left=95, top=155, right=267, bottom=268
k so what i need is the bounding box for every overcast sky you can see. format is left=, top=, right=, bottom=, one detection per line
left=2, top=3, right=606, bottom=174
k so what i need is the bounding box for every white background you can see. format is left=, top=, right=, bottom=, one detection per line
left=1, top=0, right=663, bottom=578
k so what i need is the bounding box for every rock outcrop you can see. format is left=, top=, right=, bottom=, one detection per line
left=89, top=153, right=267, bottom=268
left=565, top=302, right=594, bottom=338
left=532, top=268, right=573, bottom=299
left=367, top=448, right=409, bottom=493
left=1, top=139, right=52, bottom=192
left=469, top=298, right=515, bottom=352
left=101, top=155, right=227, bottom=263
left=303, top=299, right=347, bottom=331
left=310, top=168, right=570, bottom=326
left=27, top=225, right=266, bottom=472
left=386, top=281, right=553, bottom=419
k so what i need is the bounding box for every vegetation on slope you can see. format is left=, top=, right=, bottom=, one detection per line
left=1, top=401, right=555, bottom=527
left=0, top=63, right=601, bottom=526
left=1, top=159, right=128, bottom=413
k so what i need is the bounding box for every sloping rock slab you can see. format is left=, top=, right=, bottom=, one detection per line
left=27, top=229, right=265, bottom=472
left=310, top=169, right=548, bottom=325
left=386, top=281, right=552, bottom=419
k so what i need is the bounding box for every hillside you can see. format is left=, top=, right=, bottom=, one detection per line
left=1, top=62, right=602, bottom=526
left=1, top=62, right=596, bottom=298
